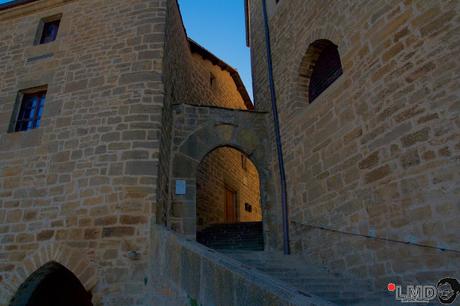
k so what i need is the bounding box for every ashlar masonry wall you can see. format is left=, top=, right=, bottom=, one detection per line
left=0, top=0, right=166, bottom=304
left=248, top=0, right=460, bottom=290
left=189, top=52, right=249, bottom=110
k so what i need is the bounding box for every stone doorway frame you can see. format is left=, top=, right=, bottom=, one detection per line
left=166, top=104, right=283, bottom=251
left=8, top=261, right=93, bottom=306
left=3, top=244, right=97, bottom=306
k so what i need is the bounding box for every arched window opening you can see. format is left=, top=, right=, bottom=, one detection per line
left=196, top=146, right=263, bottom=251
left=298, top=39, right=343, bottom=104
left=9, top=262, right=93, bottom=306
left=308, top=41, right=342, bottom=102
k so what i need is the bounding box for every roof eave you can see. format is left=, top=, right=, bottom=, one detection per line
left=0, top=0, right=38, bottom=11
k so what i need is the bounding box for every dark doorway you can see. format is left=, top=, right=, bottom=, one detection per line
left=9, top=262, right=93, bottom=306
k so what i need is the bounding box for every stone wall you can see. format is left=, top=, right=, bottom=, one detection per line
left=157, top=0, right=192, bottom=227
left=196, top=146, right=261, bottom=231
left=0, top=0, right=267, bottom=304
left=0, top=0, right=166, bottom=304
left=189, top=53, right=248, bottom=110
left=248, top=0, right=460, bottom=289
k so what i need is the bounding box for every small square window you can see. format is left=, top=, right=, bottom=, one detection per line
left=35, top=15, right=61, bottom=45
left=245, top=203, right=252, bottom=212
left=10, top=87, right=47, bottom=132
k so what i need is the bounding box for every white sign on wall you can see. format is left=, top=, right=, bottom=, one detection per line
left=175, top=180, right=186, bottom=195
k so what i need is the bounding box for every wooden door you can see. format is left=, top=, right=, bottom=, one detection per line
left=225, top=188, right=237, bottom=223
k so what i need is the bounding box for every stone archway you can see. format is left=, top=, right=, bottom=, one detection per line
left=2, top=244, right=97, bottom=306
left=167, top=103, right=282, bottom=251
left=9, top=262, right=93, bottom=306
left=195, top=146, right=264, bottom=250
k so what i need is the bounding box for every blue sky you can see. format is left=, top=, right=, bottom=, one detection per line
left=0, top=0, right=253, bottom=97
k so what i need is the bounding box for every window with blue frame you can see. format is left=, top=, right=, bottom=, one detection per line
left=12, top=89, right=47, bottom=132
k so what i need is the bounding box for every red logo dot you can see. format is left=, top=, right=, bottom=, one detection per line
left=387, top=283, right=396, bottom=292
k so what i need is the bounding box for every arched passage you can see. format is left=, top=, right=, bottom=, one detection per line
left=9, top=262, right=93, bottom=306
left=196, top=146, right=263, bottom=250
left=168, top=104, right=283, bottom=251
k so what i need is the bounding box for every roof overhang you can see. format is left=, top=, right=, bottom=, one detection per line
left=0, top=0, right=38, bottom=11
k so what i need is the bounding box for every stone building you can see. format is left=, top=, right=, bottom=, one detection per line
left=0, top=0, right=459, bottom=305
left=0, top=0, right=272, bottom=305
left=246, top=0, right=460, bottom=301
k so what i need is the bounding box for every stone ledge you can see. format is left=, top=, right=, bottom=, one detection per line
left=173, top=102, right=269, bottom=114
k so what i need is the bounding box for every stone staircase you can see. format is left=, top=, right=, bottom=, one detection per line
left=196, top=221, right=264, bottom=251
left=220, top=250, right=397, bottom=306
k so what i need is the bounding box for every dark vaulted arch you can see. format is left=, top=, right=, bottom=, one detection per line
left=9, top=262, right=93, bottom=306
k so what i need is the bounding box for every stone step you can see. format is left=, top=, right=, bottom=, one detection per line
left=197, top=221, right=264, bottom=251
left=294, top=285, right=364, bottom=293
left=281, top=278, right=351, bottom=286
left=229, top=261, right=335, bottom=275
left=206, top=240, right=263, bottom=245
left=201, top=237, right=263, bottom=242
left=221, top=250, right=396, bottom=305
left=200, top=235, right=264, bottom=241
left=202, top=242, right=264, bottom=249
left=199, top=222, right=263, bottom=232
left=200, top=228, right=263, bottom=233
left=205, top=244, right=264, bottom=248
left=201, top=237, right=264, bottom=243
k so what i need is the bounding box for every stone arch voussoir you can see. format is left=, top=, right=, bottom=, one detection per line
left=178, top=123, right=265, bottom=171
left=289, top=26, right=345, bottom=108
left=5, top=243, right=97, bottom=304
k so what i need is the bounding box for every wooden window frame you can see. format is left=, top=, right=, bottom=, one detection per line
left=8, top=85, right=48, bottom=133
left=34, top=14, right=62, bottom=45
